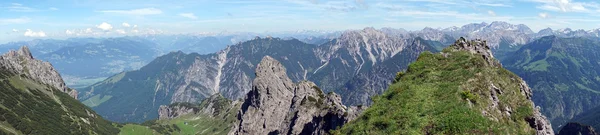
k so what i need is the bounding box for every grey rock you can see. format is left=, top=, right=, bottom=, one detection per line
left=158, top=104, right=199, bottom=120
left=0, top=46, right=76, bottom=99
left=337, top=37, right=435, bottom=106
left=158, top=94, right=234, bottom=119
left=450, top=37, right=500, bottom=66
left=230, top=56, right=360, bottom=135
left=521, top=81, right=555, bottom=135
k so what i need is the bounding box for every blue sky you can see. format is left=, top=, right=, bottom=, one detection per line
left=1, top=0, right=600, bottom=43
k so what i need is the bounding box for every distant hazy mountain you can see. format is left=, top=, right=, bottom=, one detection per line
left=0, top=38, right=102, bottom=57
left=414, top=21, right=600, bottom=51
left=38, top=37, right=160, bottom=83
left=0, top=35, right=250, bottom=89
left=415, top=21, right=534, bottom=48
left=140, top=35, right=240, bottom=54
left=504, top=36, right=600, bottom=130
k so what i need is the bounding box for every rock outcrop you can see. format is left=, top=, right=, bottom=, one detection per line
left=158, top=94, right=235, bottom=119
left=450, top=37, right=499, bottom=66
left=230, top=56, right=362, bottom=135
left=158, top=103, right=199, bottom=120
left=0, top=46, right=76, bottom=99
left=558, top=123, right=598, bottom=135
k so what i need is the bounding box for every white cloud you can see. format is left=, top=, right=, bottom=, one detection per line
left=122, top=22, right=131, bottom=27
left=85, top=28, right=93, bottom=33
left=389, top=10, right=513, bottom=22
left=528, top=0, right=592, bottom=12
left=99, top=8, right=162, bottom=15
left=487, top=10, right=496, bottom=16
left=178, top=13, right=198, bottom=19
left=65, top=30, right=74, bottom=35
left=96, top=22, right=113, bottom=31
left=12, top=29, right=18, bottom=32
left=116, top=29, right=126, bottom=34
left=133, top=25, right=138, bottom=28
left=49, top=7, right=59, bottom=11
left=7, top=3, right=38, bottom=12
left=539, top=12, right=549, bottom=18
left=24, top=29, right=46, bottom=37
left=0, top=17, right=31, bottom=25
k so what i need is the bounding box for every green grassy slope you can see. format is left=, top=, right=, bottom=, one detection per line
left=0, top=70, right=119, bottom=134
left=335, top=44, right=538, bottom=134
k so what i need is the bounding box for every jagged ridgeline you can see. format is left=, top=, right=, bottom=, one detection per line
left=115, top=56, right=364, bottom=135
left=0, top=46, right=119, bottom=134
left=335, top=38, right=554, bottom=134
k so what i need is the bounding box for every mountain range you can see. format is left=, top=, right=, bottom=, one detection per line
left=4, top=21, right=600, bottom=134
left=78, top=28, right=441, bottom=123
left=3, top=21, right=599, bottom=89
left=76, top=22, right=600, bottom=125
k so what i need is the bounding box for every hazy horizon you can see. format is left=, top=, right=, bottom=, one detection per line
left=2, top=0, right=600, bottom=43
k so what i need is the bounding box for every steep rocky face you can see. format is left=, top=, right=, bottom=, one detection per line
left=337, top=37, right=437, bottom=105
left=336, top=38, right=553, bottom=134
left=559, top=123, right=598, bottom=135
left=230, top=56, right=361, bottom=135
left=312, top=27, right=416, bottom=95
left=0, top=46, right=76, bottom=99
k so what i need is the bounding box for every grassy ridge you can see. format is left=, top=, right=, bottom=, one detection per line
left=335, top=48, right=535, bottom=134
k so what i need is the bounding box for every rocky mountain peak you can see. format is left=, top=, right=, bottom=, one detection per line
left=255, top=56, right=288, bottom=79
left=0, top=45, right=77, bottom=99
left=537, top=28, right=555, bottom=37
left=231, top=56, right=363, bottom=135
left=17, top=46, right=33, bottom=59
left=450, top=37, right=499, bottom=66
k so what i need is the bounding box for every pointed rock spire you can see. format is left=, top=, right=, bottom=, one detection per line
left=231, top=56, right=362, bottom=135
left=18, top=46, right=33, bottom=59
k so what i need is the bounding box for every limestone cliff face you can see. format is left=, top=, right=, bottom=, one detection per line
left=230, top=56, right=363, bottom=135
left=0, top=46, right=77, bottom=99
